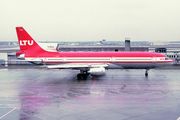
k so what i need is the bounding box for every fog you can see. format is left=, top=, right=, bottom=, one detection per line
left=0, top=0, right=180, bottom=41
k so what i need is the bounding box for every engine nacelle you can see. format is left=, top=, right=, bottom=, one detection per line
left=38, top=43, right=59, bottom=52
left=88, top=67, right=105, bottom=76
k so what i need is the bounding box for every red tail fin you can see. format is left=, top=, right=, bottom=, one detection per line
left=16, top=27, right=41, bottom=50
left=16, top=27, right=44, bottom=56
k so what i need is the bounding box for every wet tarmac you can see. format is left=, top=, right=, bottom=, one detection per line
left=0, top=68, right=180, bottom=120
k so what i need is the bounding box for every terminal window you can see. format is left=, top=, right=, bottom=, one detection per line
left=155, top=48, right=167, bottom=53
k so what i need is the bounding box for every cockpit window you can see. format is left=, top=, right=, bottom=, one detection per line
left=165, top=58, right=169, bottom=60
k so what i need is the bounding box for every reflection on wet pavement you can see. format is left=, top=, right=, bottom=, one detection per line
left=0, top=69, right=180, bottom=120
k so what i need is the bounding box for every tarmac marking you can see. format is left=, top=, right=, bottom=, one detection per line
left=66, top=104, right=75, bottom=107
left=43, top=104, right=51, bottom=106
left=136, top=82, right=140, bottom=90
left=0, top=107, right=17, bottom=119
left=117, top=105, right=125, bottom=107
left=154, top=97, right=166, bottom=99
left=91, top=105, right=99, bottom=107
left=141, top=106, right=149, bottom=108
left=165, top=106, right=175, bottom=108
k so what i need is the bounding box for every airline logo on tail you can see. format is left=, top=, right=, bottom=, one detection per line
left=16, top=27, right=47, bottom=56
left=16, top=27, right=40, bottom=50
left=20, top=40, right=33, bottom=46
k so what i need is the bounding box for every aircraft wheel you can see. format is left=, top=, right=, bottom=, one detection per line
left=77, top=73, right=82, bottom=79
left=145, top=69, right=149, bottom=77
left=82, top=74, right=87, bottom=80
left=145, top=72, right=148, bottom=77
left=77, top=73, right=88, bottom=80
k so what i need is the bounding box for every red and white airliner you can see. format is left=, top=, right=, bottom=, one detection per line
left=16, top=27, right=173, bottom=79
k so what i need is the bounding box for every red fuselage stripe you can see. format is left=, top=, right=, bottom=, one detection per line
left=42, top=61, right=173, bottom=63
left=25, top=51, right=167, bottom=58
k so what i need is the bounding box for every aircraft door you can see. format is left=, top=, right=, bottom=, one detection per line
left=111, top=57, right=116, bottom=63
left=152, top=57, right=156, bottom=63
left=44, top=58, right=47, bottom=65
left=63, top=57, right=67, bottom=63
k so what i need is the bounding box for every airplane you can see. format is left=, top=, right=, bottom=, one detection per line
left=15, top=27, right=173, bottom=79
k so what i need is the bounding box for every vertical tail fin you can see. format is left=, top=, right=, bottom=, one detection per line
left=16, top=27, right=45, bottom=56
left=16, top=27, right=40, bottom=50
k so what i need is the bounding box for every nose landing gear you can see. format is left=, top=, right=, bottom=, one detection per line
left=145, top=69, right=149, bottom=77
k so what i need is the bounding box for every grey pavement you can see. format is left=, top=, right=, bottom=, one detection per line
left=0, top=68, right=180, bottom=120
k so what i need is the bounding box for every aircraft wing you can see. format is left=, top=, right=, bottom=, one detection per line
left=46, top=63, right=108, bottom=69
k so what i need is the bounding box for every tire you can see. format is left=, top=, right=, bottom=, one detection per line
left=145, top=73, right=148, bottom=76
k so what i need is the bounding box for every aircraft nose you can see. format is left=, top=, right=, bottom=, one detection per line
left=170, top=59, right=174, bottom=65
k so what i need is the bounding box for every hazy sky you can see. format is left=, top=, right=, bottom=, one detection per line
left=0, top=0, right=180, bottom=41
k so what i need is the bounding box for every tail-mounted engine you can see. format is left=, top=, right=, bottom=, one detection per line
left=38, top=43, right=59, bottom=52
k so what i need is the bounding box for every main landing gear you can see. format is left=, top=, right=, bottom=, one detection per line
left=145, top=69, right=149, bottom=77
left=77, top=71, right=89, bottom=80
